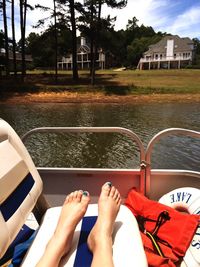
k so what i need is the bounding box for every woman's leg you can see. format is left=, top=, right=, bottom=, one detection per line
left=88, top=182, right=121, bottom=267
left=36, top=190, right=90, bottom=267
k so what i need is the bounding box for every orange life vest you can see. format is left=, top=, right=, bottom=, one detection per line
left=125, top=189, right=200, bottom=267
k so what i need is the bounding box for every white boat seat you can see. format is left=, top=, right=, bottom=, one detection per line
left=0, top=119, right=148, bottom=267
left=22, top=204, right=148, bottom=267
left=0, top=119, right=42, bottom=260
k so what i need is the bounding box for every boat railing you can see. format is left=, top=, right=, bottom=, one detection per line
left=22, top=127, right=146, bottom=194
left=22, top=127, right=200, bottom=197
left=145, top=128, right=200, bottom=197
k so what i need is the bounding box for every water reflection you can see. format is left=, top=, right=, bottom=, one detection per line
left=0, top=102, right=199, bottom=171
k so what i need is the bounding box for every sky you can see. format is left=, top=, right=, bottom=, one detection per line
left=1, top=0, right=200, bottom=40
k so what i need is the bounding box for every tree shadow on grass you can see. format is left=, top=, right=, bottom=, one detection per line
left=0, top=72, right=135, bottom=98
left=25, top=72, right=120, bottom=86
left=0, top=77, right=40, bottom=101
left=103, top=85, right=132, bottom=95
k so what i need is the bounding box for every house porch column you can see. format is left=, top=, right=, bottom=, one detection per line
left=81, top=54, right=84, bottom=69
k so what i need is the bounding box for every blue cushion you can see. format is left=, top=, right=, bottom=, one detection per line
left=73, top=216, right=97, bottom=267
left=0, top=173, right=35, bottom=221
left=8, top=230, right=37, bottom=267
left=0, top=225, right=35, bottom=266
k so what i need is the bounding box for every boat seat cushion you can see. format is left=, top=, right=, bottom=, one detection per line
left=22, top=204, right=148, bottom=267
left=0, top=119, right=43, bottom=259
left=0, top=224, right=35, bottom=266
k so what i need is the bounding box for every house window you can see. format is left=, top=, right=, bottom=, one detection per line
left=160, top=54, right=162, bottom=59
left=77, top=55, right=82, bottom=61
left=174, top=53, right=176, bottom=58
left=155, top=54, right=158, bottom=59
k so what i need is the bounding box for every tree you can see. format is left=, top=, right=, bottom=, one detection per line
left=25, top=26, right=72, bottom=68
left=101, top=28, right=127, bottom=67
left=53, top=0, right=58, bottom=83
left=0, top=31, right=4, bottom=49
left=25, top=32, right=41, bottom=65
left=35, top=2, right=63, bottom=83
left=19, top=0, right=28, bottom=80
left=192, top=38, right=200, bottom=65
left=11, top=0, right=17, bottom=75
left=2, top=0, right=9, bottom=76
left=68, top=0, right=78, bottom=80
left=57, top=0, right=79, bottom=81
left=79, top=0, right=127, bottom=85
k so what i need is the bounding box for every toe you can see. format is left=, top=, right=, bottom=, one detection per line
left=77, top=190, right=83, bottom=202
left=81, top=191, right=90, bottom=204
left=73, top=191, right=79, bottom=201
left=113, top=189, right=120, bottom=200
left=117, top=197, right=121, bottom=205
left=101, top=182, right=112, bottom=197
left=109, top=186, right=116, bottom=197
left=68, top=192, right=74, bottom=202
left=64, top=195, right=70, bottom=204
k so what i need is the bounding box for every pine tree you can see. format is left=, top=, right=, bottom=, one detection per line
left=2, top=0, right=9, bottom=76
left=11, top=0, right=17, bottom=76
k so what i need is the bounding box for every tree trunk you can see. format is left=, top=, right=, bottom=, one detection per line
left=91, top=0, right=102, bottom=85
left=53, top=0, right=58, bottom=83
left=2, top=0, right=9, bottom=76
left=90, top=0, right=95, bottom=85
left=20, top=0, right=27, bottom=81
left=69, top=0, right=78, bottom=81
left=11, top=0, right=17, bottom=76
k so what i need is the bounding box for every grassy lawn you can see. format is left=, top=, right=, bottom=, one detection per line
left=96, top=69, right=200, bottom=93
left=2, top=69, right=200, bottom=96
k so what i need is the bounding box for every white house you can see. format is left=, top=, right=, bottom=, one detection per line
left=137, top=35, right=194, bottom=70
left=57, top=37, right=105, bottom=70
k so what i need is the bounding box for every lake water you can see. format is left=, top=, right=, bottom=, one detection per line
left=0, top=102, right=200, bottom=171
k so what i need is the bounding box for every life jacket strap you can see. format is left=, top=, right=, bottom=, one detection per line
left=137, top=210, right=171, bottom=258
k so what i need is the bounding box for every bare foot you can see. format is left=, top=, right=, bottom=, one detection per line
left=36, top=191, right=90, bottom=267
left=52, top=190, right=90, bottom=256
left=87, top=182, right=121, bottom=253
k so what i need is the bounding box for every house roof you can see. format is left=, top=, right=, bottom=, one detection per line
left=0, top=51, right=33, bottom=61
left=144, top=35, right=194, bottom=55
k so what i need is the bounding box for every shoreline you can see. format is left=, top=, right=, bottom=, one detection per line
left=1, top=92, right=200, bottom=104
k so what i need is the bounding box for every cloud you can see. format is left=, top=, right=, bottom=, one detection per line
left=164, top=4, right=200, bottom=38
left=26, top=1, right=53, bottom=37
left=103, top=0, right=200, bottom=38
left=102, top=0, right=170, bottom=30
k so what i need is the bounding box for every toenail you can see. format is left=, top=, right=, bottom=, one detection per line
left=83, top=191, right=89, bottom=196
left=79, top=190, right=83, bottom=193
left=106, top=182, right=112, bottom=187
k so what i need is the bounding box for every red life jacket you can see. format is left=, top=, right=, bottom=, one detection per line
left=125, top=189, right=199, bottom=267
